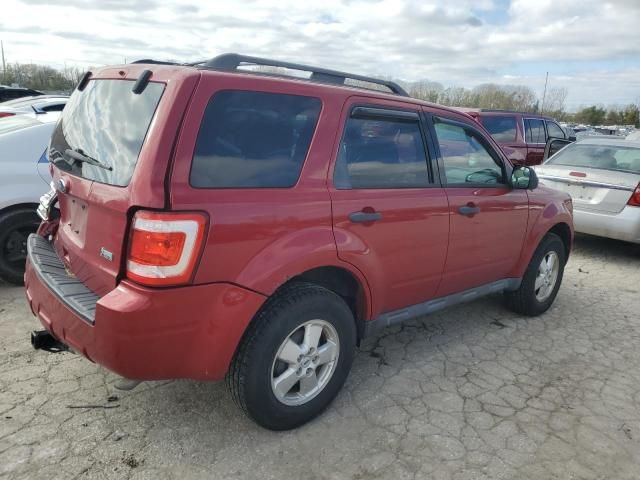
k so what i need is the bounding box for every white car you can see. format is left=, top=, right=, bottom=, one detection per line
left=536, top=138, right=640, bottom=244
left=0, top=114, right=56, bottom=284
left=0, top=95, right=68, bottom=120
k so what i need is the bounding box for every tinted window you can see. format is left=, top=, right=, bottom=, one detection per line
left=547, top=144, right=640, bottom=173
left=334, top=115, right=429, bottom=189
left=41, top=103, right=65, bottom=112
left=434, top=122, right=504, bottom=185
left=480, top=115, right=517, bottom=142
left=191, top=91, right=321, bottom=188
left=525, top=118, right=546, bottom=143
left=546, top=121, right=565, bottom=139
left=49, top=80, right=164, bottom=186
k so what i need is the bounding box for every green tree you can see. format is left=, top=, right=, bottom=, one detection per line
left=574, top=106, right=607, bottom=125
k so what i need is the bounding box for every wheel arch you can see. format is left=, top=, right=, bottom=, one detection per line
left=282, top=265, right=371, bottom=343
left=548, top=222, right=572, bottom=263
left=0, top=202, right=39, bottom=218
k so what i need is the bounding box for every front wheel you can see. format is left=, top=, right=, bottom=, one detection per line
left=505, top=233, right=566, bottom=316
left=226, top=282, right=356, bottom=430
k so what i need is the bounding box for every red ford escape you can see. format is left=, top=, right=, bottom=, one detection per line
left=25, top=54, right=573, bottom=430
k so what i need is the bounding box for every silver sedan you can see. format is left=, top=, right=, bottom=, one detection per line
left=535, top=137, right=640, bottom=243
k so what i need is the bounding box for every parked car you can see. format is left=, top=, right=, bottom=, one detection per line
left=626, top=130, right=640, bottom=142
left=0, top=114, right=55, bottom=284
left=458, top=109, right=570, bottom=166
left=0, top=95, right=68, bottom=119
left=536, top=137, right=640, bottom=244
left=0, top=85, right=43, bottom=103
left=25, top=54, right=573, bottom=430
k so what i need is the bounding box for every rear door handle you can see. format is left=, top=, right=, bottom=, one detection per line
left=349, top=211, right=383, bottom=223
left=458, top=205, right=480, bottom=216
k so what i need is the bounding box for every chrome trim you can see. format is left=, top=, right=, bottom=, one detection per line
left=537, top=174, right=635, bottom=192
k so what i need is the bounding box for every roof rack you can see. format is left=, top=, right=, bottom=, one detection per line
left=196, top=53, right=409, bottom=97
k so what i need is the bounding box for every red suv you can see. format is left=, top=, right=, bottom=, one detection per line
left=459, top=109, right=571, bottom=166
left=25, top=54, right=573, bottom=430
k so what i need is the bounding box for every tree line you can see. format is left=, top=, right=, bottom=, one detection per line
left=2, top=62, right=638, bottom=127
left=1, top=63, right=84, bottom=92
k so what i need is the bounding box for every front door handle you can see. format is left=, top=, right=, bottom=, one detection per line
left=458, top=204, right=480, bottom=216
left=349, top=211, right=383, bottom=223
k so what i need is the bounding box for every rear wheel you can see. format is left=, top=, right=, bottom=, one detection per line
left=505, top=233, right=566, bottom=316
left=0, top=208, right=40, bottom=285
left=227, top=282, right=356, bottom=430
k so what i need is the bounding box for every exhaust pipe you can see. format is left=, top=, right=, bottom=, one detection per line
left=31, top=330, right=68, bottom=353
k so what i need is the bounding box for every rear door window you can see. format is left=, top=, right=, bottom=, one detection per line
left=191, top=90, right=321, bottom=188
left=479, top=115, right=517, bottom=142
left=524, top=118, right=546, bottom=143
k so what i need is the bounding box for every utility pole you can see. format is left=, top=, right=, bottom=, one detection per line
left=1, top=40, right=6, bottom=83
left=541, top=71, right=549, bottom=114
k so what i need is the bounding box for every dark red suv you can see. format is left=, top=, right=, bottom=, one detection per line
left=25, top=54, right=573, bottom=430
left=459, top=109, right=570, bottom=166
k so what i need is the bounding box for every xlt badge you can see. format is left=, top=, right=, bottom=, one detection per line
left=100, top=247, right=113, bottom=262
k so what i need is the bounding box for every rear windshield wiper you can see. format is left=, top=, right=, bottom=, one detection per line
left=64, top=148, right=112, bottom=171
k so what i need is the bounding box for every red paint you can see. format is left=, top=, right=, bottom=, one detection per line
left=569, top=171, right=587, bottom=177
left=25, top=62, right=574, bottom=381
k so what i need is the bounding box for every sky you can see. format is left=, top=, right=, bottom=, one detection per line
left=1, top=0, right=639, bottom=109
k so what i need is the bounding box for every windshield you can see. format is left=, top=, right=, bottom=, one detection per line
left=49, top=79, right=164, bottom=186
left=546, top=143, right=640, bottom=174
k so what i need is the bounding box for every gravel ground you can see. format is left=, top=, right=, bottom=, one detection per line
left=1, top=234, right=640, bottom=480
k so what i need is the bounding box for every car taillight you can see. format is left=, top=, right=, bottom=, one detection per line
left=628, top=183, right=640, bottom=207
left=0, top=112, right=15, bottom=118
left=126, top=211, right=208, bottom=286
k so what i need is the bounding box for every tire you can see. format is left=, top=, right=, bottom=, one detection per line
left=226, top=282, right=356, bottom=430
left=505, top=232, right=566, bottom=316
left=0, top=208, right=41, bottom=285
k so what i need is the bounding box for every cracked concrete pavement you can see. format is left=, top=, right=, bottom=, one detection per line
left=1, top=234, right=640, bottom=479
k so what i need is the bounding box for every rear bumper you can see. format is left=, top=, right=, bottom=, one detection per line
left=25, top=235, right=266, bottom=381
left=574, top=205, right=640, bottom=244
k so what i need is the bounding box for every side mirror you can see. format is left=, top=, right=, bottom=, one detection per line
left=511, top=166, right=539, bottom=190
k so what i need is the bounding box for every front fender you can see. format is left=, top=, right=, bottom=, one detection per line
left=512, top=189, right=574, bottom=277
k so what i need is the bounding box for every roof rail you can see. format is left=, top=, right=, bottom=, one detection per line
left=198, top=53, right=409, bottom=97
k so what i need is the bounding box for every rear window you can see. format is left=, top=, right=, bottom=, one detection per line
left=546, top=143, right=640, bottom=174
left=191, top=90, right=321, bottom=188
left=480, top=115, right=517, bottom=142
left=49, top=79, right=164, bottom=186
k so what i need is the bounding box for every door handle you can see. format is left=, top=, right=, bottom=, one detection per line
left=349, top=211, right=383, bottom=223
left=458, top=204, right=480, bottom=216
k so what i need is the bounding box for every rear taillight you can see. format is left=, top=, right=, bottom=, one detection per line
left=0, top=112, right=15, bottom=118
left=126, top=211, right=207, bottom=286
left=628, top=184, right=640, bottom=207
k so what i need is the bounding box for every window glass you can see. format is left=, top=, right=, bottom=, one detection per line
left=479, top=115, right=517, bottom=142
left=41, top=104, right=65, bottom=112
left=547, top=144, right=640, bottom=173
left=334, top=115, right=429, bottom=189
left=434, top=122, right=504, bottom=185
left=525, top=118, right=546, bottom=143
left=546, top=121, right=565, bottom=139
left=49, top=79, right=164, bottom=186
left=191, top=91, right=321, bottom=188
